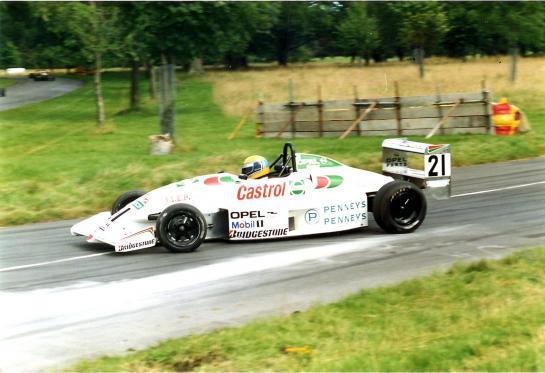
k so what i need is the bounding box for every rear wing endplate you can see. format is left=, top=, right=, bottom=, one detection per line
left=382, top=138, right=451, bottom=199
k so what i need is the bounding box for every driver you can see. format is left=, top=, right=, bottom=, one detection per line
left=241, top=155, right=269, bottom=179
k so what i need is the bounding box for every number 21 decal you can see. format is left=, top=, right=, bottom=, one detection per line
left=425, top=154, right=451, bottom=177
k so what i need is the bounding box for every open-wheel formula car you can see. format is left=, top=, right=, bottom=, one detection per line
left=71, top=140, right=451, bottom=253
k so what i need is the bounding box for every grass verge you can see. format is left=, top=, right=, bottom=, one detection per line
left=72, top=246, right=545, bottom=371
left=0, top=77, right=18, bottom=88
left=1, top=58, right=544, bottom=226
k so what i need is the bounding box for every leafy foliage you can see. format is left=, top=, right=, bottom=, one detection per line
left=336, top=3, right=379, bottom=64
left=2, top=1, right=544, bottom=70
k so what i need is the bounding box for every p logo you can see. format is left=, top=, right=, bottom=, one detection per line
left=304, top=209, right=320, bottom=225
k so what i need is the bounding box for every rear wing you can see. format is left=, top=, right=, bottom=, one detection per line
left=382, top=138, right=451, bottom=199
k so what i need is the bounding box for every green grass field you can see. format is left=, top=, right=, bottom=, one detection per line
left=0, top=63, right=544, bottom=226
left=72, top=246, right=545, bottom=371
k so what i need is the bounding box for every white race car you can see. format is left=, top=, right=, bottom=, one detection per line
left=71, top=140, right=451, bottom=253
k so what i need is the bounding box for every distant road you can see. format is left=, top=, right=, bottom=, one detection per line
left=0, top=77, right=82, bottom=111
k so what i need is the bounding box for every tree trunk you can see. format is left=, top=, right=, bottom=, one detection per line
left=277, top=34, right=289, bottom=66
left=414, top=47, right=425, bottom=79
left=94, top=51, right=105, bottom=128
left=130, top=58, right=140, bottom=110
left=396, top=48, right=405, bottom=61
left=278, top=51, right=289, bottom=66
left=189, top=57, right=204, bottom=74
left=146, top=62, right=155, bottom=100
left=224, top=54, right=248, bottom=70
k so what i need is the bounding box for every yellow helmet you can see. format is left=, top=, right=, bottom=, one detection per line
left=242, top=155, right=269, bottom=179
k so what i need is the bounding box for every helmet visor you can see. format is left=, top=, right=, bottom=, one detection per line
left=242, top=161, right=261, bottom=176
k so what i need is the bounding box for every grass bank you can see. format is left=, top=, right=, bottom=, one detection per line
left=0, top=77, right=18, bottom=88
left=1, top=57, right=544, bottom=226
left=72, top=246, right=545, bottom=371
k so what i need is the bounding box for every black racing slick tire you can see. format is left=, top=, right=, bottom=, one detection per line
left=111, top=190, right=146, bottom=215
left=373, top=181, right=427, bottom=234
left=156, top=203, right=207, bottom=253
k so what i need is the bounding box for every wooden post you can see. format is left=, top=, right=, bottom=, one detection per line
left=435, top=83, right=444, bottom=136
left=340, top=101, right=377, bottom=139
left=353, top=85, right=361, bottom=136
left=394, top=81, right=402, bottom=136
left=317, top=85, right=324, bottom=137
left=288, top=79, right=296, bottom=136
left=256, top=97, right=264, bottom=138
left=510, top=47, right=518, bottom=83
left=415, top=48, right=425, bottom=79
left=425, top=100, right=461, bottom=139
left=481, top=79, right=492, bottom=134
left=275, top=105, right=300, bottom=138
left=228, top=107, right=253, bottom=140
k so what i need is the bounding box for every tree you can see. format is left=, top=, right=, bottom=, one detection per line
left=443, top=3, right=482, bottom=60
left=390, top=2, right=449, bottom=78
left=34, top=2, right=120, bottom=127
left=265, top=2, right=316, bottom=65
left=368, top=2, right=405, bottom=61
left=116, top=3, right=153, bottom=110
left=211, top=2, right=279, bottom=70
left=336, top=3, right=379, bottom=65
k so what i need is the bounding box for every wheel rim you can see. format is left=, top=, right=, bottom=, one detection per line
left=390, top=190, right=421, bottom=226
left=166, top=212, right=199, bottom=247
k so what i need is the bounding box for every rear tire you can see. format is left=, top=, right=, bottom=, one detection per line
left=373, top=181, right=427, bottom=233
left=156, top=203, right=207, bottom=253
left=111, top=190, right=146, bottom=215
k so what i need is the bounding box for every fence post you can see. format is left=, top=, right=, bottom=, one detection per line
left=435, top=83, right=445, bottom=135
left=317, top=85, right=324, bottom=137
left=394, top=81, right=402, bottom=136
left=256, top=93, right=264, bottom=138
left=353, top=85, right=361, bottom=136
left=288, top=79, right=296, bottom=136
left=156, top=64, right=176, bottom=141
left=510, top=47, right=518, bottom=83
left=481, top=79, right=492, bottom=134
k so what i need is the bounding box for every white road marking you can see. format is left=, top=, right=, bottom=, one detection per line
left=451, top=180, right=545, bottom=198
left=0, top=252, right=112, bottom=272
left=0, top=226, right=464, bottom=340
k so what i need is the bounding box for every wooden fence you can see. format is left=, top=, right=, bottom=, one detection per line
left=256, top=85, right=492, bottom=138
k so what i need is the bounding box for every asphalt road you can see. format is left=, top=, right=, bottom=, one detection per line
left=1, top=158, right=545, bottom=371
left=0, top=77, right=82, bottom=111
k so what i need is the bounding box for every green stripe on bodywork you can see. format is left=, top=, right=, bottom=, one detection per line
left=220, top=175, right=237, bottom=183
left=297, top=154, right=343, bottom=169
left=326, top=175, right=343, bottom=188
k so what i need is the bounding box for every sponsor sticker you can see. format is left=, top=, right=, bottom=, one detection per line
left=229, top=228, right=289, bottom=239
left=304, top=209, right=320, bottom=225
left=236, top=183, right=286, bottom=200
left=131, top=195, right=149, bottom=210
left=297, top=154, right=342, bottom=169
left=323, top=201, right=367, bottom=225
left=304, top=201, right=367, bottom=227
left=115, top=227, right=156, bottom=252
left=165, top=193, right=191, bottom=204
left=228, top=209, right=288, bottom=240
left=116, top=239, right=156, bottom=252
left=384, top=153, right=407, bottom=168
left=383, top=149, right=408, bottom=172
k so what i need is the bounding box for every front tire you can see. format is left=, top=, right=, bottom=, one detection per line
left=156, top=203, right=207, bottom=253
left=373, top=181, right=427, bottom=233
left=111, top=190, right=146, bottom=215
